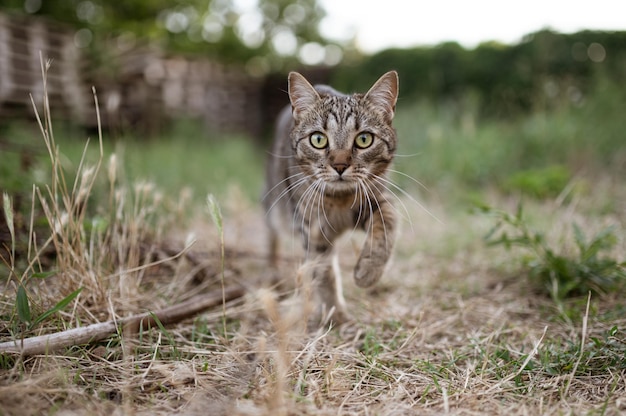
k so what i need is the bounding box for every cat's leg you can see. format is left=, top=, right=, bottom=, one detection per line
left=354, top=198, right=396, bottom=287
left=268, top=225, right=279, bottom=268
left=265, top=211, right=284, bottom=288
left=305, top=227, right=349, bottom=324
left=311, top=251, right=349, bottom=324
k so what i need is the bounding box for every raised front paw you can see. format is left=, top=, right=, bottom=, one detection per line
left=354, top=256, right=386, bottom=288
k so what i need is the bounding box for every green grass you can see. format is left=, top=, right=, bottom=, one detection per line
left=479, top=203, right=626, bottom=300
left=392, top=75, right=626, bottom=198
left=1, top=120, right=265, bottom=207
left=116, top=124, right=265, bottom=202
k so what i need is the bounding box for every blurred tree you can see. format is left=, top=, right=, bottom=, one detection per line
left=332, top=28, right=626, bottom=120
left=1, top=0, right=335, bottom=70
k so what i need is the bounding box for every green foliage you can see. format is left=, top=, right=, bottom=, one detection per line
left=29, top=288, right=83, bottom=329
left=2, top=192, right=15, bottom=254
left=359, top=329, right=385, bottom=358
left=479, top=204, right=626, bottom=299
left=392, top=74, right=626, bottom=195
left=333, top=30, right=626, bottom=120
left=15, top=284, right=30, bottom=324
left=2, top=0, right=330, bottom=68
left=502, top=165, right=571, bottom=198
left=540, top=326, right=626, bottom=376
left=0, top=150, right=32, bottom=197
left=49, top=121, right=264, bottom=204
left=14, top=283, right=83, bottom=331
left=3, top=193, right=83, bottom=332
left=149, top=312, right=180, bottom=360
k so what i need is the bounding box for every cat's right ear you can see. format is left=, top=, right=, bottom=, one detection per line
left=288, top=72, right=320, bottom=121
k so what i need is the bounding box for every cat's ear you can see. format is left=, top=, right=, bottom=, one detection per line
left=364, top=71, right=399, bottom=121
left=288, top=72, right=320, bottom=120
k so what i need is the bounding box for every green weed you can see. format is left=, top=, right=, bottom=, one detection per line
left=539, top=326, right=626, bottom=376
left=2, top=193, right=83, bottom=335
left=479, top=204, right=626, bottom=299
left=359, top=329, right=385, bottom=358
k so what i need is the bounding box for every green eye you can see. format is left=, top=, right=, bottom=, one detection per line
left=355, top=132, right=374, bottom=149
left=310, top=132, right=328, bottom=149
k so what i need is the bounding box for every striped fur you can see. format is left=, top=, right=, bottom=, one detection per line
left=264, top=71, right=399, bottom=323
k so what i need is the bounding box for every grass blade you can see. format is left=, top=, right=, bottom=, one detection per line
left=207, top=194, right=227, bottom=342
left=16, top=285, right=31, bottom=324
left=31, top=287, right=83, bottom=328
left=2, top=193, right=16, bottom=269
left=2, top=192, right=14, bottom=248
left=31, top=271, right=58, bottom=279
left=207, top=194, right=223, bottom=232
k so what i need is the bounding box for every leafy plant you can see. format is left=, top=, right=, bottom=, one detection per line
left=359, top=328, right=385, bottom=358
left=16, top=285, right=83, bottom=330
left=479, top=204, right=626, bottom=299
left=539, top=325, right=626, bottom=376
left=3, top=193, right=83, bottom=332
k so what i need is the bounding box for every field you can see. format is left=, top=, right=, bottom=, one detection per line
left=1, top=79, right=625, bottom=415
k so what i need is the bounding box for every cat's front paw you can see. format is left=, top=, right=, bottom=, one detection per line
left=354, top=257, right=385, bottom=288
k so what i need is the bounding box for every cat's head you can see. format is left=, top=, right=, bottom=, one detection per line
left=288, top=71, right=399, bottom=194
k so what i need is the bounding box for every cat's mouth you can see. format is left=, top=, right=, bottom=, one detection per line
left=323, top=178, right=358, bottom=194
left=324, top=173, right=352, bottom=183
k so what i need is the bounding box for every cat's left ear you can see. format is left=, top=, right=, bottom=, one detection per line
left=364, top=71, right=399, bottom=121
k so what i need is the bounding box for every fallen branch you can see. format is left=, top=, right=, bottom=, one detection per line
left=0, top=285, right=245, bottom=356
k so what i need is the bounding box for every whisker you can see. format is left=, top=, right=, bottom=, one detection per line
left=296, top=179, right=322, bottom=255
left=368, top=177, right=413, bottom=228
left=349, top=181, right=360, bottom=210
left=373, top=174, right=444, bottom=224
left=347, top=180, right=365, bottom=239
left=292, top=180, right=314, bottom=254
left=316, top=182, right=334, bottom=244
left=358, top=181, right=374, bottom=255
left=262, top=171, right=305, bottom=201
left=394, top=152, right=423, bottom=158
left=266, top=151, right=296, bottom=159
left=361, top=179, right=389, bottom=254
left=352, top=179, right=377, bottom=256
left=264, top=175, right=308, bottom=217
left=350, top=178, right=364, bottom=228
left=286, top=165, right=308, bottom=171
left=388, top=169, right=430, bottom=192
left=319, top=182, right=337, bottom=235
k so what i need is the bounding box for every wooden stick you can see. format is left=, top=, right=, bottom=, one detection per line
left=0, top=285, right=245, bottom=356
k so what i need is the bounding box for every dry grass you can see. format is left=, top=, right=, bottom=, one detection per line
left=1, top=69, right=626, bottom=415
left=2, top=177, right=626, bottom=415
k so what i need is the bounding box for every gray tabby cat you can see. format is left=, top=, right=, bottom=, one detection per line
left=264, top=71, right=399, bottom=324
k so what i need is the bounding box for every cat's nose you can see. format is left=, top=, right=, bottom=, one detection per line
left=332, top=163, right=349, bottom=175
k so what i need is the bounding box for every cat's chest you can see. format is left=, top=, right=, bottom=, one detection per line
left=292, top=183, right=375, bottom=228
left=319, top=192, right=373, bottom=226
left=320, top=190, right=362, bottom=210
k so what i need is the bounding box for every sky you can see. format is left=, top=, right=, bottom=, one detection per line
left=318, top=0, right=626, bottom=53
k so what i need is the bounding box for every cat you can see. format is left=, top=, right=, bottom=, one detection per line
left=263, top=71, right=399, bottom=324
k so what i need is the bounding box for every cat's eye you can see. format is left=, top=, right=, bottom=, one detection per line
left=354, top=132, right=374, bottom=149
left=309, top=132, right=328, bottom=149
